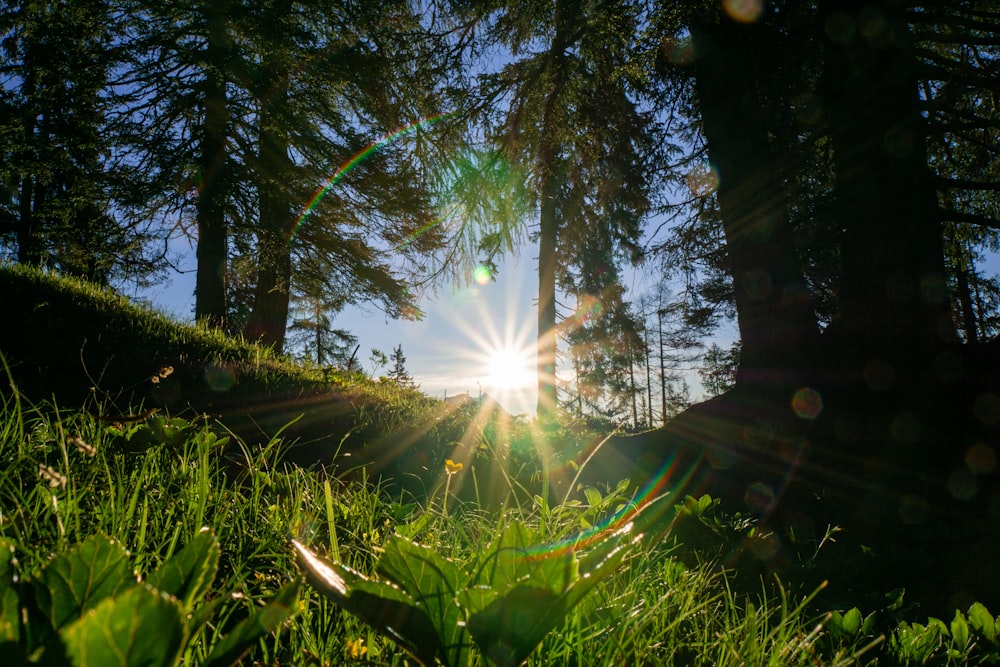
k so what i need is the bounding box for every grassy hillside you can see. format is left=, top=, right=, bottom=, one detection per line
left=0, top=264, right=537, bottom=499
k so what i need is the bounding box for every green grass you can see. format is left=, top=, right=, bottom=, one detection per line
left=2, top=388, right=999, bottom=665
left=2, top=265, right=1000, bottom=665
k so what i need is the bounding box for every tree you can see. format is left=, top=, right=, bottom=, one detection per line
left=286, top=280, right=359, bottom=369
left=699, top=342, right=740, bottom=397
left=120, top=0, right=448, bottom=338
left=687, top=4, right=821, bottom=388
left=819, top=0, right=955, bottom=360
left=587, top=0, right=1000, bottom=610
left=386, top=344, right=417, bottom=388
left=0, top=0, right=156, bottom=283
left=450, top=0, right=662, bottom=421
left=239, top=0, right=448, bottom=350
left=560, top=230, right=645, bottom=423
left=115, top=0, right=250, bottom=326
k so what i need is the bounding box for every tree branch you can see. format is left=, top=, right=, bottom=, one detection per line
left=939, top=209, right=1000, bottom=231
left=938, top=177, right=1000, bottom=192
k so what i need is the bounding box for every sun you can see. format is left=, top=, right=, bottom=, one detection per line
left=484, top=345, right=535, bottom=392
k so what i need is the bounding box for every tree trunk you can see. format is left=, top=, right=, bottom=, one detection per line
left=16, top=81, right=44, bottom=267
left=820, top=0, right=955, bottom=361
left=657, top=307, right=667, bottom=425
left=644, top=323, right=653, bottom=426
left=16, top=175, right=42, bottom=266
left=691, top=14, right=819, bottom=389
left=244, top=0, right=294, bottom=350
left=195, top=0, right=231, bottom=328
left=628, top=343, right=639, bottom=429
left=954, top=250, right=978, bottom=344
left=534, top=0, right=572, bottom=422
left=536, top=162, right=559, bottom=419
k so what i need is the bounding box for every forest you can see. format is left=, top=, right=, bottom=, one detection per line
left=3, top=0, right=1000, bottom=657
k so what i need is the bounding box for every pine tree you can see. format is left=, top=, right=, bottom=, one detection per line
left=447, top=0, right=663, bottom=421
left=386, top=344, right=417, bottom=389
left=0, top=0, right=154, bottom=283
left=699, top=343, right=740, bottom=398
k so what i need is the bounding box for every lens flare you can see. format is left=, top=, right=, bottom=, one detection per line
left=723, top=0, right=764, bottom=23
left=687, top=163, right=719, bottom=197
left=288, top=113, right=454, bottom=241
left=473, top=264, right=492, bottom=285
left=519, top=450, right=698, bottom=559
left=790, top=387, right=823, bottom=420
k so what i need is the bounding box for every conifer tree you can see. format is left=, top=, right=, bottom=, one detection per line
left=386, top=344, right=417, bottom=388
left=0, top=0, right=154, bottom=283
left=447, top=0, right=662, bottom=420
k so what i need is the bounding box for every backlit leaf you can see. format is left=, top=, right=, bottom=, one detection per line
left=377, top=537, right=470, bottom=667
left=58, top=584, right=186, bottom=667
left=293, top=539, right=439, bottom=666
left=967, top=602, right=997, bottom=644
left=146, top=529, right=219, bottom=611
left=951, top=610, right=970, bottom=650
left=26, top=534, right=135, bottom=650
left=467, top=585, right=562, bottom=667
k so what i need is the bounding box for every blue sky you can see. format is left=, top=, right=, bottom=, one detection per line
left=137, top=247, right=544, bottom=416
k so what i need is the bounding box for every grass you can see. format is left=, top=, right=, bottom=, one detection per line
left=2, top=265, right=999, bottom=665
left=3, top=387, right=999, bottom=665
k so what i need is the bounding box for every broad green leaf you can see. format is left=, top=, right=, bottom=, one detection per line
left=202, top=579, right=300, bottom=667
left=292, top=540, right=439, bottom=666
left=577, top=523, right=636, bottom=573
left=475, top=521, right=536, bottom=590
left=146, top=530, right=218, bottom=611
left=967, top=602, right=997, bottom=644
left=394, top=511, right=433, bottom=540
left=192, top=430, right=228, bottom=455
left=378, top=536, right=468, bottom=598
left=928, top=616, right=948, bottom=635
left=58, top=584, right=185, bottom=667
left=583, top=487, right=603, bottom=508
left=377, top=537, right=470, bottom=667
left=26, top=535, right=135, bottom=650
left=841, top=607, right=862, bottom=635
left=467, top=586, right=560, bottom=667
left=456, top=585, right=498, bottom=620
left=951, top=610, right=970, bottom=650
left=520, top=550, right=577, bottom=594
left=883, top=588, right=906, bottom=613
left=0, top=539, right=20, bottom=644
left=556, top=533, right=636, bottom=618
left=468, top=525, right=636, bottom=667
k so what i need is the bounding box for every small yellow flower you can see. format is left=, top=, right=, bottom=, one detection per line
left=445, top=459, right=463, bottom=475
left=345, top=637, right=368, bottom=659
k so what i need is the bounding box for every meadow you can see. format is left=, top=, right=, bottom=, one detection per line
left=1, top=265, right=998, bottom=665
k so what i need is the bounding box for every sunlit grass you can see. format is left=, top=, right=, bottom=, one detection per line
left=2, top=265, right=999, bottom=665
left=3, top=381, right=1000, bottom=664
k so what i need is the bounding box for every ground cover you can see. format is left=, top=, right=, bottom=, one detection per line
left=2, top=266, right=999, bottom=665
